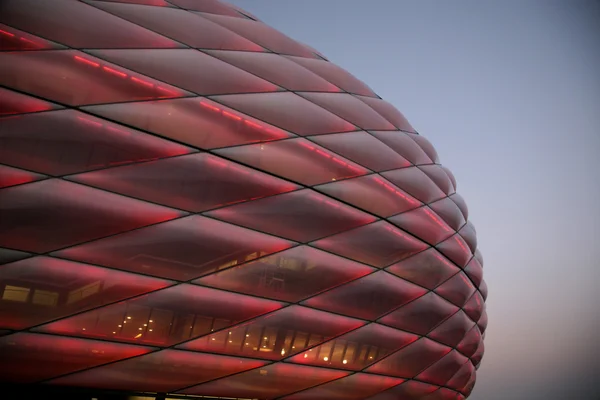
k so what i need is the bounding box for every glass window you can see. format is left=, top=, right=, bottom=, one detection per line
left=0, top=179, right=184, bottom=253
left=285, top=55, right=377, bottom=97
left=55, top=215, right=295, bottom=281
left=311, top=221, right=429, bottom=268
left=0, top=164, right=45, bottom=189
left=315, top=174, right=421, bottom=217
left=370, top=131, right=433, bottom=166
left=0, top=332, right=153, bottom=383
left=388, top=206, right=455, bottom=246
left=435, top=234, right=473, bottom=268
left=195, top=246, right=374, bottom=302
left=0, top=51, right=191, bottom=106
left=0, top=87, right=61, bottom=117
left=415, top=350, right=468, bottom=387
left=210, top=92, right=357, bottom=135
left=84, top=97, right=292, bottom=150
left=206, top=189, right=376, bottom=243
left=434, top=272, right=475, bottom=308
left=365, top=337, right=452, bottom=378
left=378, top=292, right=459, bottom=335
left=386, top=248, right=459, bottom=290
left=214, top=138, right=368, bottom=186
left=35, top=284, right=283, bottom=347
left=428, top=310, right=474, bottom=347
left=206, top=50, right=340, bottom=92
left=90, top=49, right=279, bottom=95
left=200, top=13, right=317, bottom=58
left=303, top=271, right=427, bottom=320
left=179, top=305, right=364, bottom=360
left=69, top=153, right=299, bottom=212
left=282, top=373, right=404, bottom=400
left=0, top=256, right=172, bottom=329
left=0, top=109, right=193, bottom=175
left=49, top=349, right=267, bottom=393
left=381, top=167, right=446, bottom=204
left=310, top=131, right=411, bottom=172
left=287, top=323, right=417, bottom=372
left=429, top=197, right=467, bottom=232
left=90, top=1, right=263, bottom=50
left=354, top=95, right=416, bottom=132
left=0, top=22, right=65, bottom=50
left=0, top=0, right=181, bottom=48
left=299, top=93, right=396, bottom=130
left=419, top=165, right=454, bottom=195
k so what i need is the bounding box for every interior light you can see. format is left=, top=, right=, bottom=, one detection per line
left=304, top=354, right=308, bottom=358
left=323, top=357, right=329, bottom=361
left=343, top=359, right=348, bottom=364
left=127, top=316, right=131, bottom=320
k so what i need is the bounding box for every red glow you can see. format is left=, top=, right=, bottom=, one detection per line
left=0, top=29, right=15, bottom=37
left=131, top=76, right=153, bottom=87
left=374, top=177, right=420, bottom=205
left=77, top=116, right=103, bottom=127
left=222, top=110, right=242, bottom=121
left=74, top=55, right=100, bottom=67
left=103, top=66, right=127, bottom=77
left=424, top=207, right=452, bottom=231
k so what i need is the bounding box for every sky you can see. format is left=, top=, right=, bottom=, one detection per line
left=227, top=1, right=600, bottom=399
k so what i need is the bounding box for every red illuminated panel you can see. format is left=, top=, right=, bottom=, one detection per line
left=285, top=55, right=377, bottom=97
left=95, top=0, right=172, bottom=6
left=423, top=388, right=464, bottom=400
left=0, top=332, right=153, bottom=383
left=458, top=221, right=478, bottom=253
left=378, top=292, right=459, bottom=335
left=386, top=248, right=459, bottom=289
left=206, top=190, right=376, bottom=242
left=446, top=360, right=475, bottom=393
left=215, top=138, right=368, bottom=186
left=282, top=373, right=404, bottom=400
left=416, top=350, right=468, bottom=387
left=84, top=97, right=292, bottom=149
left=367, top=380, right=439, bottom=400
left=365, top=337, right=452, bottom=378
left=479, top=279, right=488, bottom=301
left=311, top=221, right=429, bottom=268
left=89, top=1, right=263, bottom=50
left=0, top=110, right=194, bottom=176
left=463, top=291, right=485, bottom=323
left=428, top=311, right=475, bottom=347
left=0, top=256, right=173, bottom=329
left=310, top=131, right=411, bottom=172
left=0, top=164, right=45, bottom=188
left=471, top=340, right=485, bottom=368
left=436, top=234, right=473, bottom=268
left=168, top=0, right=247, bottom=16
left=299, top=93, right=396, bottom=130
left=195, top=246, right=374, bottom=302
left=409, top=134, right=441, bottom=164
left=206, top=50, right=340, bottom=92
left=55, top=215, right=295, bottom=281
left=200, top=13, right=317, bottom=58
left=0, top=179, right=184, bottom=253
left=354, top=94, right=416, bottom=132
left=0, top=51, right=191, bottom=106
left=477, top=310, right=488, bottom=335
left=0, top=87, right=61, bottom=116
left=35, top=284, right=283, bottom=346
left=90, top=49, right=279, bottom=95
left=210, top=92, right=357, bottom=135
left=315, top=174, right=422, bottom=217
left=457, top=325, right=482, bottom=358
left=0, top=23, right=65, bottom=50
left=68, top=153, right=299, bottom=212
left=0, top=0, right=182, bottom=48
left=435, top=272, right=475, bottom=307
left=419, top=165, right=454, bottom=195
left=0, top=248, right=31, bottom=265
left=464, top=257, right=484, bottom=288
left=429, top=197, right=467, bottom=232
left=179, top=305, right=364, bottom=360
left=389, top=206, right=454, bottom=246
left=382, top=167, right=447, bottom=204
left=180, top=362, right=350, bottom=398
left=303, top=271, right=427, bottom=320
left=287, top=323, right=418, bottom=371
left=450, top=193, right=469, bottom=220
left=49, top=349, right=268, bottom=392
left=370, top=131, right=433, bottom=165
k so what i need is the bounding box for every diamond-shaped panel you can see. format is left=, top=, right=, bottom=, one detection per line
left=0, top=1, right=485, bottom=398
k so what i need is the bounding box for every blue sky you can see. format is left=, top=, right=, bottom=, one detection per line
left=228, top=1, right=600, bottom=399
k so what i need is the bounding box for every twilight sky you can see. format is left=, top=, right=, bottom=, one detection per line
left=228, top=1, right=600, bottom=399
